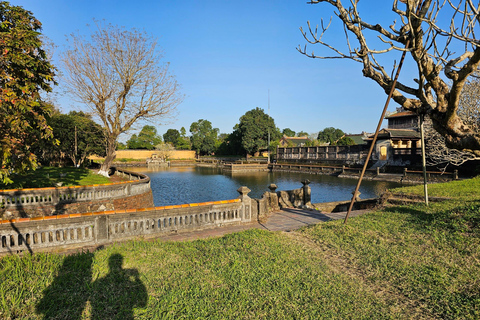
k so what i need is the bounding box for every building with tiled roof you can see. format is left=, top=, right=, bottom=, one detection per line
left=279, top=135, right=311, bottom=147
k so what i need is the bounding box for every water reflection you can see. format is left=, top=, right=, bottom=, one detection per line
left=127, top=166, right=401, bottom=206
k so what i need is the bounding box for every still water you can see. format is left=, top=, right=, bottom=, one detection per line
left=127, top=166, right=401, bottom=207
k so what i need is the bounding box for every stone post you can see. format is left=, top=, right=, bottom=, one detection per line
left=376, top=167, right=380, bottom=175
left=453, top=170, right=458, bottom=180
left=301, top=179, right=312, bottom=208
left=403, top=167, right=408, bottom=177
left=237, top=186, right=252, bottom=222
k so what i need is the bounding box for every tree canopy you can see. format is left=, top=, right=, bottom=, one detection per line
left=282, top=128, right=296, bottom=137
left=62, top=21, right=183, bottom=176
left=237, top=108, right=281, bottom=155
left=47, top=111, right=105, bottom=167
left=190, top=119, right=219, bottom=155
left=317, top=127, right=344, bottom=145
left=163, top=129, right=180, bottom=147
left=300, top=0, right=480, bottom=155
left=0, top=1, right=56, bottom=183
left=126, top=125, right=162, bottom=150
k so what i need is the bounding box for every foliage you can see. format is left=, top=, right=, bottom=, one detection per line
left=126, top=125, right=162, bottom=150
left=296, top=131, right=309, bottom=137
left=42, top=111, right=105, bottom=167
left=317, top=127, right=344, bottom=145
left=215, top=128, right=245, bottom=156
left=189, top=119, right=219, bottom=155
left=162, top=129, right=180, bottom=147
left=62, top=20, right=183, bottom=176
left=0, top=2, right=56, bottom=184
left=299, top=1, right=480, bottom=155
left=0, top=167, right=110, bottom=189
left=334, top=136, right=355, bottom=146
left=116, top=142, right=127, bottom=150
left=237, top=108, right=281, bottom=155
left=282, top=128, right=295, bottom=137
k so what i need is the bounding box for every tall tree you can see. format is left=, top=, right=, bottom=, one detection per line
left=282, top=128, right=296, bottom=137
left=425, top=70, right=480, bottom=167
left=62, top=21, right=183, bottom=176
left=238, top=108, right=281, bottom=156
left=296, top=131, right=309, bottom=137
left=163, top=129, right=180, bottom=147
left=299, top=0, right=480, bottom=156
left=0, top=2, right=56, bottom=183
left=49, top=111, right=105, bottom=167
left=126, top=125, right=162, bottom=150
left=189, top=119, right=219, bottom=155
left=317, top=127, right=344, bottom=145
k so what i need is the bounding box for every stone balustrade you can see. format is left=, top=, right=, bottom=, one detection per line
left=0, top=168, right=153, bottom=219
left=0, top=186, right=253, bottom=255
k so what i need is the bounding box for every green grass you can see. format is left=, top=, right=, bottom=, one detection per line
left=1, top=178, right=479, bottom=319
left=0, top=167, right=111, bottom=189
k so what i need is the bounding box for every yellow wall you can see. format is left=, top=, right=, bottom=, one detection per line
left=89, top=150, right=196, bottom=160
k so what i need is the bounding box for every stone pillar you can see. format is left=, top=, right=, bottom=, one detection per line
left=237, top=186, right=252, bottom=222
left=267, top=184, right=280, bottom=212
left=302, top=179, right=313, bottom=208
left=95, top=215, right=109, bottom=244
left=453, top=170, right=458, bottom=180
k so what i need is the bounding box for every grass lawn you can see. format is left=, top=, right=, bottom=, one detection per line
left=0, top=167, right=112, bottom=190
left=1, top=178, right=479, bottom=319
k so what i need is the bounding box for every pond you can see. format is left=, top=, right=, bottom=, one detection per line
left=126, top=166, right=402, bottom=207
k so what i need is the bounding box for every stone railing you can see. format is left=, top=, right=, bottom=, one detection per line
left=0, top=168, right=153, bottom=219
left=0, top=186, right=254, bottom=255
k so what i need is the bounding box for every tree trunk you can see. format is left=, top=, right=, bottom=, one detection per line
left=99, top=136, right=116, bottom=177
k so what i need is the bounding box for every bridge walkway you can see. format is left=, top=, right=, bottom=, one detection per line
left=156, top=207, right=371, bottom=242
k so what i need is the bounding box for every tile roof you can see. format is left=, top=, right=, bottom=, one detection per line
left=385, top=111, right=417, bottom=119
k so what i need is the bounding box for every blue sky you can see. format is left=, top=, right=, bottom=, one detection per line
left=12, top=0, right=407, bottom=140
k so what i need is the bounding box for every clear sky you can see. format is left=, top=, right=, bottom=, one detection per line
left=11, top=0, right=408, bottom=140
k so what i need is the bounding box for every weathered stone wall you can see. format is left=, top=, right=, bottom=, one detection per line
left=0, top=168, right=154, bottom=219
left=0, top=190, right=253, bottom=255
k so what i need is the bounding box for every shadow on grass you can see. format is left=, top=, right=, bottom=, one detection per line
left=36, top=252, right=147, bottom=319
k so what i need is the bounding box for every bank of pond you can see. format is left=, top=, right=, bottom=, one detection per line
left=126, top=166, right=402, bottom=207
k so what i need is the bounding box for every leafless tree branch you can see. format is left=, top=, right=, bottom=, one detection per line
left=62, top=21, right=183, bottom=175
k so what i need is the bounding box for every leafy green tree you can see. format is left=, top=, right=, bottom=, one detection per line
left=0, top=2, right=56, bottom=183
left=296, top=131, right=309, bottom=137
left=174, top=127, right=191, bottom=150
left=127, top=125, right=162, bottom=150
left=238, top=108, right=281, bottom=156
left=189, top=119, right=219, bottom=155
left=216, top=127, right=245, bottom=156
left=282, top=128, right=296, bottom=137
left=116, top=142, right=127, bottom=150
left=163, top=129, right=180, bottom=147
left=334, top=136, right=355, bottom=146
left=317, top=127, right=345, bottom=145
left=48, top=111, right=105, bottom=167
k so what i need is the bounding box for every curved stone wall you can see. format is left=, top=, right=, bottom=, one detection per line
left=0, top=168, right=154, bottom=219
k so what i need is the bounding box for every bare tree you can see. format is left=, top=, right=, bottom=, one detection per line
left=299, top=0, right=480, bottom=156
left=62, top=21, right=183, bottom=176
left=425, top=69, right=480, bottom=167
left=424, top=116, right=480, bottom=167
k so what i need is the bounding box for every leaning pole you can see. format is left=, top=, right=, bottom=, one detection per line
left=344, top=0, right=425, bottom=224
